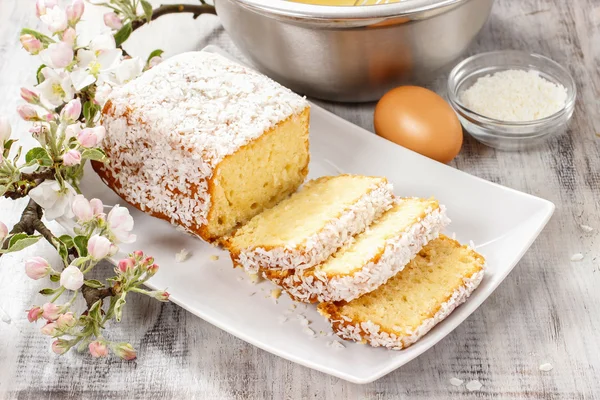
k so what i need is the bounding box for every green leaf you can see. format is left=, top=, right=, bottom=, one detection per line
left=36, top=64, right=46, bottom=84
left=113, top=22, right=132, bottom=47
left=82, top=101, right=100, bottom=124
left=59, top=235, right=74, bottom=249
left=146, top=49, right=164, bottom=64
left=0, top=233, right=41, bottom=254
left=84, top=279, right=104, bottom=289
left=25, top=147, right=53, bottom=167
left=0, top=185, right=7, bottom=197
left=39, top=287, right=60, bottom=295
left=81, top=148, right=107, bottom=162
left=114, top=295, right=126, bottom=322
left=49, top=274, right=60, bottom=282
left=55, top=239, right=69, bottom=265
left=3, top=139, right=17, bottom=158
left=140, top=0, right=153, bottom=22
left=74, top=235, right=88, bottom=257
left=21, top=28, right=55, bottom=45
left=88, top=299, right=103, bottom=320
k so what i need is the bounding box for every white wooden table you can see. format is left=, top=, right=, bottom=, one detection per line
left=1, top=0, right=599, bottom=398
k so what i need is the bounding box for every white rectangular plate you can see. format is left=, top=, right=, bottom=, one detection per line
left=75, top=46, right=554, bottom=384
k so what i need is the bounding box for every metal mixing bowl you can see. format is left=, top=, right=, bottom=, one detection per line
left=215, top=0, right=494, bottom=102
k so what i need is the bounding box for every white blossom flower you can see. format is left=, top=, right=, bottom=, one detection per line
left=72, top=194, right=93, bottom=221
left=64, top=123, right=82, bottom=140
left=36, top=67, right=74, bottom=108
left=28, top=180, right=76, bottom=220
left=40, top=5, right=68, bottom=33
left=39, top=41, right=74, bottom=69
left=109, top=57, right=144, bottom=85
left=107, top=205, right=136, bottom=244
left=70, top=34, right=122, bottom=91
left=87, top=234, right=115, bottom=260
left=60, top=264, right=84, bottom=290
left=0, top=116, right=11, bottom=143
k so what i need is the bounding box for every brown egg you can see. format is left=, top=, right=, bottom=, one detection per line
left=374, top=86, right=463, bottom=163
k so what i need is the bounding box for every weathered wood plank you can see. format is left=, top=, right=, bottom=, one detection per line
left=0, top=0, right=599, bottom=398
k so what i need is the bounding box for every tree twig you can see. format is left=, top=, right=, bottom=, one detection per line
left=131, top=4, right=216, bottom=32
left=82, top=285, right=115, bottom=310
left=20, top=169, right=55, bottom=182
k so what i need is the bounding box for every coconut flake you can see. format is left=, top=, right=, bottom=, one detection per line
left=465, top=380, right=483, bottom=391
left=302, top=327, right=315, bottom=336
left=571, top=253, right=584, bottom=261
left=175, top=248, right=190, bottom=263
left=271, top=288, right=282, bottom=299
left=327, top=340, right=345, bottom=349
left=278, top=316, right=288, bottom=324
left=449, top=378, right=464, bottom=387
left=580, top=224, right=594, bottom=232
left=210, top=255, right=219, bottom=261
left=539, top=363, right=553, bottom=372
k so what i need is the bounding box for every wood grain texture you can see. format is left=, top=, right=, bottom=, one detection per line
left=1, top=0, right=599, bottom=398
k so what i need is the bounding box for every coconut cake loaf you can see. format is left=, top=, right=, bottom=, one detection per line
left=263, top=198, right=449, bottom=303
left=95, top=51, right=310, bottom=242
left=318, top=235, right=485, bottom=350
left=224, top=175, right=395, bottom=273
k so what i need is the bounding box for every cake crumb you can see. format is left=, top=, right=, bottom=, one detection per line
left=278, top=316, right=288, bottom=324
left=449, top=378, right=464, bottom=387
left=302, top=327, right=315, bottom=337
left=327, top=340, right=345, bottom=349
left=271, top=289, right=282, bottom=299
left=299, top=318, right=310, bottom=327
left=209, top=255, right=219, bottom=261
left=0, top=309, right=11, bottom=324
left=571, top=253, right=584, bottom=261
left=175, top=248, right=190, bottom=262
left=288, top=303, right=296, bottom=310
left=580, top=224, right=594, bottom=233
left=237, top=276, right=244, bottom=282
left=539, top=363, right=553, bottom=372
left=247, top=272, right=261, bottom=284
left=469, top=240, right=476, bottom=249
left=465, top=380, right=482, bottom=391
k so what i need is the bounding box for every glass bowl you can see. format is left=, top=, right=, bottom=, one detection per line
left=447, top=51, right=577, bottom=151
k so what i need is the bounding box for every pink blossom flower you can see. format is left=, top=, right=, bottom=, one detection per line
left=103, top=12, right=123, bottom=30
left=41, top=321, right=58, bottom=336
left=154, top=291, right=170, bottom=302
left=63, top=149, right=81, bottom=166
left=107, top=205, right=136, bottom=244
left=146, top=264, right=159, bottom=276
left=42, top=303, right=61, bottom=321
left=56, top=312, right=76, bottom=329
left=62, top=27, right=76, bottom=46
left=20, top=34, right=43, bottom=55
left=25, top=257, right=51, bottom=280
left=88, top=234, right=114, bottom=260
left=60, top=265, right=84, bottom=291
left=52, top=339, right=70, bottom=355
left=0, top=117, right=10, bottom=145
left=61, top=98, right=81, bottom=122
left=141, top=256, right=154, bottom=268
left=66, top=0, right=84, bottom=25
left=89, top=341, right=109, bottom=358
left=113, top=342, right=136, bottom=360
left=148, top=56, right=163, bottom=69
left=20, top=88, right=39, bottom=104
left=17, top=105, right=38, bottom=121
left=27, top=306, right=43, bottom=322
left=0, top=221, right=8, bottom=242
left=36, top=0, right=58, bottom=17
left=64, top=123, right=82, bottom=140
left=40, top=41, right=74, bottom=69
left=118, top=257, right=135, bottom=273
left=90, top=198, right=104, bottom=216
left=77, top=126, right=106, bottom=148
left=40, top=5, right=68, bottom=33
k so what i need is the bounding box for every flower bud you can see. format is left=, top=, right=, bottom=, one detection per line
left=146, top=264, right=159, bottom=276
left=77, top=126, right=105, bottom=148
left=17, top=104, right=38, bottom=121
left=62, top=27, right=76, bottom=46
left=42, top=41, right=74, bottom=69
left=71, top=194, right=92, bottom=221
left=0, top=117, right=11, bottom=143
left=20, top=34, right=43, bottom=54
left=60, top=265, right=84, bottom=291
left=42, top=302, right=61, bottom=321
left=103, top=12, right=123, bottom=30
left=62, top=149, right=81, bottom=166
left=61, top=98, right=81, bottom=122
left=41, top=321, right=58, bottom=336
left=89, top=198, right=104, bottom=216
left=141, top=256, right=154, bottom=267
left=40, top=5, right=69, bottom=33
left=133, top=250, right=144, bottom=260
left=36, top=0, right=58, bottom=17
left=118, top=257, right=135, bottom=273
left=25, top=256, right=51, bottom=280
left=20, top=88, right=40, bottom=104
left=66, top=0, right=84, bottom=25
left=89, top=340, right=109, bottom=358
left=148, top=56, right=163, bottom=69
left=56, top=312, right=76, bottom=329
left=27, top=306, right=43, bottom=322
left=52, top=339, right=70, bottom=355
left=113, top=342, right=136, bottom=361
left=153, top=291, right=170, bottom=302
left=87, top=234, right=113, bottom=260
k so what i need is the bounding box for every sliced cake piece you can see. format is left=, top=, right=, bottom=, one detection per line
left=263, top=197, right=449, bottom=303
left=318, top=235, right=485, bottom=350
left=224, top=175, right=395, bottom=273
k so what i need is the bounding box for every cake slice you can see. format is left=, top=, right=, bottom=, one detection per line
left=224, top=175, right=395, bottom=273
left=318, top=235, right=485, bottom=350
left=95, top=51, right=310, bottom=242
left=263, top=197, right=449, bottom=303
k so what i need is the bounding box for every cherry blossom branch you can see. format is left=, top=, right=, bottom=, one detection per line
left=131, top=4, right=216, bottom=32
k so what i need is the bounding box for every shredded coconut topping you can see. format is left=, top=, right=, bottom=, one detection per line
left=570, top=253, right=584, bottom=261
left=175, top=248, right=190, bottom=263
left=580, top=224, right=594, bottom=233
left=272, top=204, right=450, bottom=303
left=99, top=52, right=307, bottom=233
left=465, top=380, right=483, bottom=391
left=449, top=378, right=464, bottom=387
left=237, top=181, right=395, bottom=273
left=539, top=363, right=553, bottom=372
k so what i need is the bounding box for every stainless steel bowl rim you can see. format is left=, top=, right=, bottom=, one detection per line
left=231, top=0, right=469, bottom=20
left=447, top=50, right=577, bottom=132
